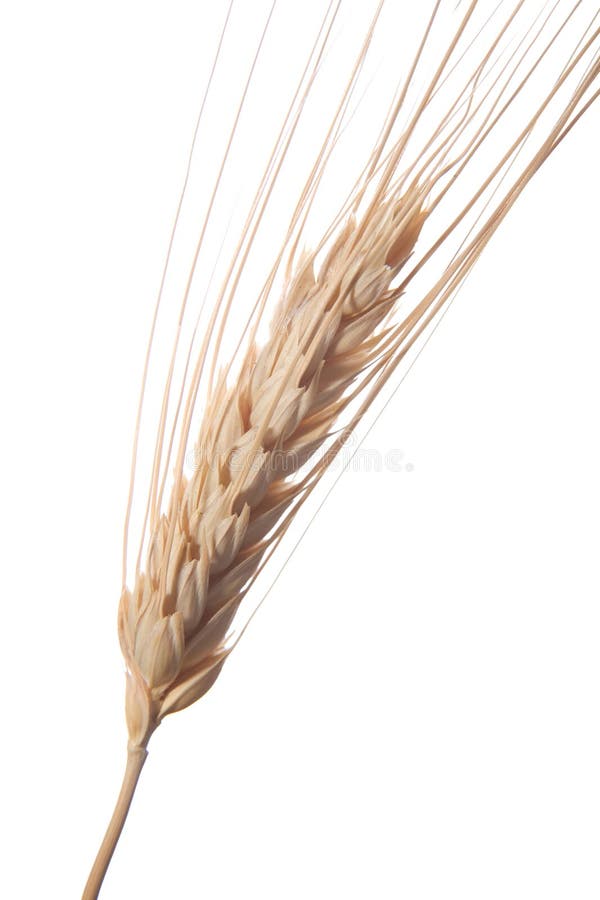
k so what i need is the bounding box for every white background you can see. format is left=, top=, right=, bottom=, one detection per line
left=1, top=2, right=599, bottom=898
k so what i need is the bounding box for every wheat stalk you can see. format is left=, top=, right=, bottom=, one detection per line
left=83, top=2, right=599, bottom=896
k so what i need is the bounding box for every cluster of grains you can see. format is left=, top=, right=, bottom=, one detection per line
left=119, top=190, right=426, bottom=748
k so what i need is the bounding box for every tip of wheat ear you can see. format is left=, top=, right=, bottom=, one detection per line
left=118, top=191, right=427, bottom=749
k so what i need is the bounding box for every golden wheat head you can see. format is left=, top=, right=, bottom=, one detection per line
left=83, top=2, right=599, bottom=896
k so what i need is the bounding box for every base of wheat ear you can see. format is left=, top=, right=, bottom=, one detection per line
left=83, top=2, right=599, bottom=897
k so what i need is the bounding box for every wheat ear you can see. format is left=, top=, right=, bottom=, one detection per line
left=81, top=183, right=427, bottom=899
left=83, top=2, right=599, bottom=896
left=119, top=187, right=427, bottom=749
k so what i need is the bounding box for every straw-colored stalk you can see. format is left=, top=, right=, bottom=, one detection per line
left=83, top=2, right=599, bottom=897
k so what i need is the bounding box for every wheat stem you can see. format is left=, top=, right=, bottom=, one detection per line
left=82, top=744, right=149, bottom=900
